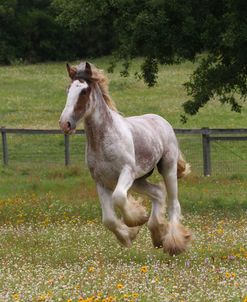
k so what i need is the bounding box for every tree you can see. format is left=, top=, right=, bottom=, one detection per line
left=53, top=0, right=247, bottom=119
left=182, top=0, right=247, bottom=119
left=0, top=0, right=80, bottom=64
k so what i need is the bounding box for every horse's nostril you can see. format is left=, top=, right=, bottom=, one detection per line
left=67, top=121, right=71, bottom=129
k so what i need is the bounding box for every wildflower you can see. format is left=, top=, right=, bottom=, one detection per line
left=217, top=228, right=224, bottom=234
left=140, top=266, right=148, bottom=273
left=12, top=293, right=20, bottom=300
left=88, top=266, right=95, bottom=273
left=231, top=272, right=236, bottom=278
left=67, top=299, right=72, bottom=302
left=117, top=283, right=124, bottom=289
left=132, top=293, right=139, bottom=299
left=225, top=272, right=231, bottom=278
left=37, top=295, right=47, bottom=301
left=243, top=296, right=247, bottom=302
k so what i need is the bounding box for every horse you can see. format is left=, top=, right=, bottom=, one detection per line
left=59, top=62, right=192, bottom=255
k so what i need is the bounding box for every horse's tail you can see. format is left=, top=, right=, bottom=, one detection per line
left=177, top=151, right=191, bottom=178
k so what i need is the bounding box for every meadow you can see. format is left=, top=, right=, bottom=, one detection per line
left=0, top=57, right=247, bottom=302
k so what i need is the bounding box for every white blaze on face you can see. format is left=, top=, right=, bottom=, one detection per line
left=60, top=80, right=89, bottom=127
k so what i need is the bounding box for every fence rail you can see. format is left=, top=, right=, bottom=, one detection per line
left=1, top=127, right=247, bottom=176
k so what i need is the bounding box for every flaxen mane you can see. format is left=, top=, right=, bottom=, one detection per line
left=76, top=63, right=117, bottom=111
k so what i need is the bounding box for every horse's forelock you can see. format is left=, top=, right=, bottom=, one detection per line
left=72, top=62, right=117, bottom=111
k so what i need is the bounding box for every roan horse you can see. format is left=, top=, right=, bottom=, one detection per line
left=59, top=62, right=192, bottom=255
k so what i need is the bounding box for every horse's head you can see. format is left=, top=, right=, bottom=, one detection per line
left=59, top=62, right=92, bottom=134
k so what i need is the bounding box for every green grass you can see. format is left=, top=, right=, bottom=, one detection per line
left=0, top=58, right=247, bottom=302
left=0, top=57, right=246, bottom=129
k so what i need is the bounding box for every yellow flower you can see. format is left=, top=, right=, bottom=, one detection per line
left=140, top=266, right=148, bottom=273
left=243, top=296, right=247, bottom=302
left=231, top=272, right=236, bottom=278
left=132, top=293, right=139, bottom=299
left=12, top=293, right=20, bottom=300
left=37, top=295, right=47, bottom=301
left=117, top=283, right=124, bottom=289
left=67, top=299, right=72, bottom=302
left=217, top=228, right=224, bottom=234
left=88, top=266, right=95, bottom=273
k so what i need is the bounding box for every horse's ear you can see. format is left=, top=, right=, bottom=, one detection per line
left=85, top=62, right=92, bottom=77
left=66, top=63, right=76, bottom=79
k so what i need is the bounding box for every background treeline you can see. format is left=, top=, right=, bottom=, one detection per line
left=0, top=0, right=241, bottom=65
left=0, top=0, right=115, bottom=64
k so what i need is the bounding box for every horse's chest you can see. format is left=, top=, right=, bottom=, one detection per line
left=86, top=144, right=124, bottom=187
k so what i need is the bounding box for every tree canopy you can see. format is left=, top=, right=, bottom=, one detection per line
left=52, top=0, right=247, bottom=119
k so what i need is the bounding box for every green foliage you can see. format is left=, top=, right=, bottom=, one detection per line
left=183, top=0, right=247, bottom=117
left=0, top=0, right=246, bottom=118
left=0, top=0, right=85, bottom=64
left=52, top=0, right=117, bottom=57
left=52, top=0, right=246, bottom=117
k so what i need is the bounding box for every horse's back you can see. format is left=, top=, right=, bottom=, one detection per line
left=126, top=113, right=177, bottom=145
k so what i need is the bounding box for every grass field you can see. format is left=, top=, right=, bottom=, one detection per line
left=0, top=57, right=247, bottom=302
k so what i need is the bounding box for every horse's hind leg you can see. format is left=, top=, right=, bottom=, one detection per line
left=157, top=155, right=192, bottom=255
left=112, top=166, right=148, bottom=227
left=97, top=184, right=139, bottom=247
left=132, top=179, right=168, bottom=248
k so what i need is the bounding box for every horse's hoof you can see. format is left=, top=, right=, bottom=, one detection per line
left=162, top=222, right=192, bottom=256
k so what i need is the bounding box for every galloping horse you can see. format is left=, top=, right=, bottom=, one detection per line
left=59, top=62, right=192, bottom=255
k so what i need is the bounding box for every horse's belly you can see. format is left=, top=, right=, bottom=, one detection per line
left=135, top=147, right=162, bottom=178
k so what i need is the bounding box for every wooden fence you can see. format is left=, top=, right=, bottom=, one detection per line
left=1, top=127, right=247, bottom=176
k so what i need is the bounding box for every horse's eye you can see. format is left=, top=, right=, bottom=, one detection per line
left=80, top=89, right=86, bottom=96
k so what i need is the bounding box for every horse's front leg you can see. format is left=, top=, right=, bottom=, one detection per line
left=112, top=166, right=148, bottom=227
left=97, top=183, right=139, bottom=247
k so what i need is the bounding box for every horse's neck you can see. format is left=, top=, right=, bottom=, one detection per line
left=84, top=84, right=115, bottom=150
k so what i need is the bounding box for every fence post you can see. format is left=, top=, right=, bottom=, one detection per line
left=1, top=127, right=8, bottom=165
left=202, top=128, right=211, bottom=176
left=64, top=134, right=70, bottom=166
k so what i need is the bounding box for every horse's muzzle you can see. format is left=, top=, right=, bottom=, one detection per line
left=59, top=120, right=76, bottom=134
